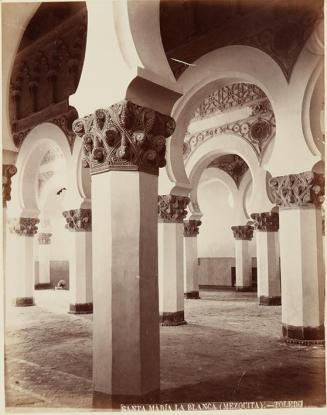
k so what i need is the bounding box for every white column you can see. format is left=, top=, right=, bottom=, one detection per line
left=251, top=212, right=281, bottom=306
left=231, top=225, right=254, bottom=291
left=270, top=171, right=324, bottom=343
left=158, top=195, right=190, bottom=325
left=36, top=233, right=52, bottom=289
left=3, top=164, right=17, bottom=309
left=7, top=217, right=39, bottom=306
left=93, top=171, right=159, bottom=401
left=183, top=220, right=201, bottom=299
left=62, top=209, right=93, bottom=314
left=72, top=100, right=175, bottom=404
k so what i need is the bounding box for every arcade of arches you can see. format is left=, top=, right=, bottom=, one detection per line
left=2, top=0, right=326, bottom=411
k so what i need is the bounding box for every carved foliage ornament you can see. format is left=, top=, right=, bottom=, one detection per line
left=38, top=232, right=52, bottom=244
left=158, top=195, right=190, bottom=223
left=250, top=212, right=279, bottom=232
left=9, top=217, right=39, bottom=237
left=269, top=171, right=324, bottom=208
left=184, top=220, right=202, bottom=237
left=193, top=83, right=266, bottom=120
left=208, top=155, right=248, bottom=188
left=62, top=209, right=92, bottom=232
left=231, top=225, right=254, bottom=240
left=3, top=164, right=17, bottom=207
left=73, top=100, right=176, bottom=176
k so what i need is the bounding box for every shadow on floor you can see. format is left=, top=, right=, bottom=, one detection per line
left=92, top=363, right=326, bottom=410
left=158, top=365, right=326, bottom=407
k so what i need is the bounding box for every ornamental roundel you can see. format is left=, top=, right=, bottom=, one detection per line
left=250, top=119, right=271, bottom=143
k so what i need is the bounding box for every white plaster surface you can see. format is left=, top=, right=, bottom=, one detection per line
left=158, top=222, right=184, bottom=313
left=256, top=231, right=280, bottom=299
left=183, top=236, right=199, bottom=293
left=91, top=170, right=160, bottom=396
left=68, top=231, right=92, bottom=305
left=279, top=207, right=324, bottom=328
left=38, top=244, right=51, bottom=285
left=235, top=239, right=252, bottom=288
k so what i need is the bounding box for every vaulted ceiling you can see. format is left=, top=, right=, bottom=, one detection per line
left=160, top=0, right=323, bottom=80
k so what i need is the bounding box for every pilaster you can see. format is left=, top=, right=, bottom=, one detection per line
left=8, top=217, right=39, bottom=306
left=36, top=232, right=52, bottom=290
left=231, top=225, right=254, bottom=291
left=251, top=212, right=281, bottom=306
left=3, top=164, right=17, bottom=309
left=62, top=208, right=93, bottom=314
left=158, top=195, right=189, bottom=325
left=269, top=171, right=324, bottom=343
left=183, top=220, right=201, bottom=299
left=73, top=99, right=175, bottom=404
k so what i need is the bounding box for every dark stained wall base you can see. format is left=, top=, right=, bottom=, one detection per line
left=199, top=285, right=235, bottom=290
left=93, top=389, right=160, bottom=409
left=35, top=283, right=52, bottom=290
left=160, top=311, right=187, bottom=326
left=235, top=286, right=255, bottom=292
left=14, top=297, right=35, bottom=307
left=259, top=296, right=281, bottom=306
left=282, top=324, right=325, bottom=344
left=184, top=291, right=200, bottom=299
left=69, top=302, right=93, bottom=314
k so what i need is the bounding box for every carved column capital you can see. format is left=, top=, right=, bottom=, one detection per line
left=9, top=217, right=39, bottom=237
left=3, top=164, right=17, bottom=207
left=158, top=195, right=190, bottom=223
left=269, top=171, right=324, bottom=208
left=38, top=232, right=52, bottom=244
left=183, top=220, right=202, bottom=237
left=72, top=100, right=176, bottom=176
left=62, top=208, right=92, bottom=231
left=250, top=211, right=279, bottom=232
left=231, top=225, right=254, bottom=240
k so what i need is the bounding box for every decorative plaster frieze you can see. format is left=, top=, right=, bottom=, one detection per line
left=2, top=164, right=17, bottom=207
left=208, top=154, right=248, bottom=188
left=10, top=7, right=86, bottom=150
left=9, top=217, right=39, bottom=237
left=250, top=212, right=279, bottom=232
left=269, top=171, right=324, bottom=208
left=73, top=100, right=175, bottom=176
left=158, top=195, right=190, bottom=223
left=183, top=220, right=202, bottom=237
left=231, top=225, right=254, bottom=240
left=62, top=209, right=92, bottom=232
left=183, top=100, right=275, bottom=161
left=193, top=83, right=266, bottom=120
left=38, top=232, right=52, bottom=244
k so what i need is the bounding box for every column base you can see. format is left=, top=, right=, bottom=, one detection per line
left=93, top=389, right=160, bottom=409
left=235, top=286, right=254, bottom=292
left=282, top=324, right=325, bottom=344
left=14, top=297, right=35, bottom=307
left=160, top=311, right=187, bottom=326
left=69, top=302, right=93, bottom=314
left=184, top=291, right=200, bottom=299
left=35, top=283, right=52, bottom=290
left=259, top=296, right=281, bottom=306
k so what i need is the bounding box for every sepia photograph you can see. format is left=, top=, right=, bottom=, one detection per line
left=1, top=0, right=326, bottom=413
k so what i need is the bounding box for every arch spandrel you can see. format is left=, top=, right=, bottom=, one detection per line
left=9, top=123, right=71, bottom=218
left=166, top=46, right=285, bottom=191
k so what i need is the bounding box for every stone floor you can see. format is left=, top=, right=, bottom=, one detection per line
left=4, top=289, right=326, bottom=411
